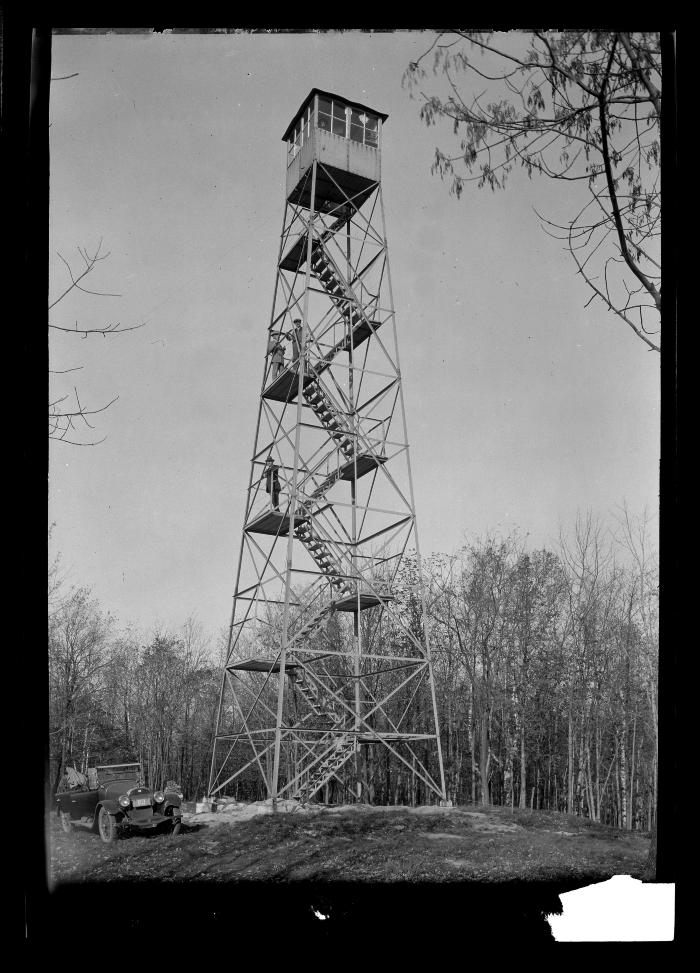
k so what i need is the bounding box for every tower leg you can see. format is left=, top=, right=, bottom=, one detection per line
left=271, top=159, right=319, bottom=811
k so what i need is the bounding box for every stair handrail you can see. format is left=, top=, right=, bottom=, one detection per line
left=293, top=733, right=355, bottom=800
left=294, top=516, right=356, bottom=594
left=277, top=727, right=353, bottom=800
left=311, top=239, right=381, bottom=337
left=302, top=366, right=384, bottom=466
left=310, top=243, right=364, bottom=322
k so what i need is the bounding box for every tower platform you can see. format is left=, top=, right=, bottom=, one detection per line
left=244, top=509, right=308, bottom=536
left=331, top=317, right=383, bottom=356
left=228, top=659, right=301, bottom=673
left=337, top=453, right=386, bottom=480
left=333, top=591, right=395, bottom=612
left=289, top=163, right=377, bottom=212
left=261, top=367, right=320, bottom=404
left=262, top=317, right=384, bottom=404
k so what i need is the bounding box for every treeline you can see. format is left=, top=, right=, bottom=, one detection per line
left=48, top=561, right=224, bottom=800
left=379, top=510, right=658, bottom=831
left=48, top=508, right=658, bottom=829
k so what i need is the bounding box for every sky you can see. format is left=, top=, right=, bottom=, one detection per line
left=48, top=30, right=660, bottom=642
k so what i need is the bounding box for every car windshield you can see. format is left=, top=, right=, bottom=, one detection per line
left=96, top=764, right=142, bottom=783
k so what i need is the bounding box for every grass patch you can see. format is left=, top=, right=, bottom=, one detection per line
left=50, top=801, right=650, bottom=886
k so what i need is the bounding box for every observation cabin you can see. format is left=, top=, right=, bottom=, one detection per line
left=283, top=89, right=388, bottom=211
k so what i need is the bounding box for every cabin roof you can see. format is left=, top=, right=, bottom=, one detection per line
left=281, top=88, right=389, bottom=142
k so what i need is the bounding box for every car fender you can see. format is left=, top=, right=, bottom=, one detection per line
left=163, top=799, right=182, bottom=815
left=97, top=798, right=122, bottom=816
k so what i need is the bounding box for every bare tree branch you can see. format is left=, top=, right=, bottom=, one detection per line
left=49, top=237, right=146, bottom=444
left=405, top=30, right=661, bottom=352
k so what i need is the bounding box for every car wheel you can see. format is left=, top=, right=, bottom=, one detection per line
left=98, top=807, right=118, bottom=844
left=171, top=817, right=182, bottom=836
left=60, top=811, right=72, bottom=833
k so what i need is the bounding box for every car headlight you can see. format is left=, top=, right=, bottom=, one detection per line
left=153, top=791, right=165, bottom=803
left=118, top=795, right=131, bottom=808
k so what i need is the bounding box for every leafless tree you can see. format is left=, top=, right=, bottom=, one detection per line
left=48, top=584, right=113, bottom=792
left=49, top=238, right=145, bottom=445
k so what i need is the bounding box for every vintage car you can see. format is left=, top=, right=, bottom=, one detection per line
left=56, top=763, right=183, bottom=843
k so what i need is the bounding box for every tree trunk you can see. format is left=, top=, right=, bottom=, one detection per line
left=519, top=715, right=527, bottom=809
left=619, top=726, right=628, bottom=829
left=480, top=705, right=490, bottom=806
left=567, top=703, right=574, bottom=814
left=629, top=708, right=637, bottom=830
left=586, top=737, right=597, bottom=821
left=469, top=686, right=476, bottom=804
left=577, top=728, right=586, bottom=818
left=595, top=716, right=601, bottom=821
left=614, top=741, right=622, bottom=828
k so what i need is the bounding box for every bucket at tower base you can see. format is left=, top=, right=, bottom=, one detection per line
left=195, top=797, right=217, bottom=814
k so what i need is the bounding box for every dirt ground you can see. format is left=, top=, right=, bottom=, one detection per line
left=47, top=799, right=650, bottom=886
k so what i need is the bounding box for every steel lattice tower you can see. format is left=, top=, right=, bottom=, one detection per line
left=208, top=90, right=446, bottom=807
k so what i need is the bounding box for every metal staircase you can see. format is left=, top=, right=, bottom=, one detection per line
left=294, top=518, right=353, bottom=597
left=303, top=376, right=356, bottom=460
left=309, top=464, right=346, bottom=500
left=294, top=734, right=355, bottom=803
left=289, top=668, right=343, bottom=725
left=287, top=600, right=333, bottom=649
left=279, top=210, right=353, bottom=273
left=311, top=245, right=364, bottom=332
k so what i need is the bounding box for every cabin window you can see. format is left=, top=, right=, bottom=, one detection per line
left=290, top=96, right=380, bottom=158
left=288, top=121, right=300, bottom=162
left=317, top=96, right=332, bottom=133
left=317, top=96, right=350, bottom=137
left=349, top=109, right=378, bottom=147
left=332, top=101, right=346, bottom=137
left=288, top=111, right=310, bottom=163
left=364, top=113, right=378, bottom=147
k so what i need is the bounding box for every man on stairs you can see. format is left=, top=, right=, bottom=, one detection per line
left=289, top=318, right=303, bottom=364
left=264, top=455, right=281, bottom=511
left=267, top=331, right=285, bottom=380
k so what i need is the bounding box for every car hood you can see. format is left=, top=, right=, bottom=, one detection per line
left=102, top=780, right=142, bottom=798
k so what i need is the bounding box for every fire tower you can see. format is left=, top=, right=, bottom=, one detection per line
left=208, top=90, right=446, bottom=807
